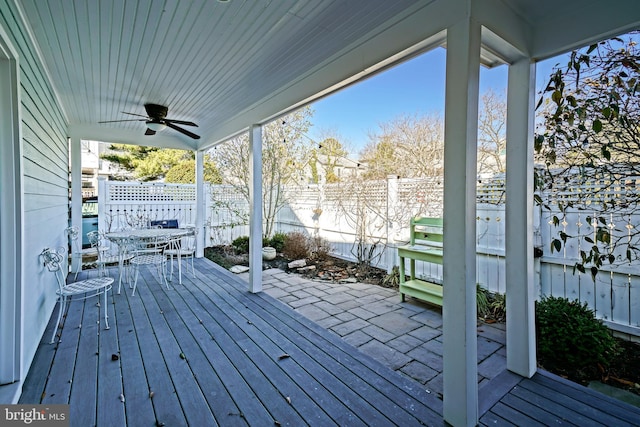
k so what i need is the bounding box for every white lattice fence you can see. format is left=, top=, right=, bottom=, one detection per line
left=99, top=181, right=197, bottom=232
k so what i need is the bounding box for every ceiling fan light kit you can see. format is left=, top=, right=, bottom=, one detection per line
left=146, top=121, right=166, bottom=132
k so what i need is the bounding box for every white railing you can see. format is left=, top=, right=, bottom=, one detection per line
left=97, top=177, right=640, bottom=336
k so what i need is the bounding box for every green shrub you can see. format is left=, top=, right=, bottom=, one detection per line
left=535, top=296, right=619, bottom=375
left=282, top=232, right=310, bottom=260
left=231, top=235, right=250, bottom=254
left=477, top=284, right=490, bottom=318
left=490, top=292, right=506, bottom=320
left=269, top=232, right=287, bottom=252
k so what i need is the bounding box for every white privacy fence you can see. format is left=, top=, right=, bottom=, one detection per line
left=98, top=178, right=640, bottom=336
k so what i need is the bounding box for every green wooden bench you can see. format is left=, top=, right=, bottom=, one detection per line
left=398, top=217, right=443, bottom=306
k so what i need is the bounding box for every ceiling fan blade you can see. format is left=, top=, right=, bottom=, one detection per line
left=145, top=128, right=156, bottom=136
left=122, top=111, right=150, bottom=118
left=98, top=118, right=146, bottom=123
left=165, top=118, right=198, bottom=127
left=166, top=122, right=200, bottom=139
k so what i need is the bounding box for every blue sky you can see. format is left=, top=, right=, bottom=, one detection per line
left=308, top=47, right=560, bottom=156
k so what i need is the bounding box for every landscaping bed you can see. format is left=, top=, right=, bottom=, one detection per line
left=204, top=245, right=385, bottom=285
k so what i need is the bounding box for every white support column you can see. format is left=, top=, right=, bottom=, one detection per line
left=195, top=149, right=205, bottom=258
left=505, top=58, right=537, bottom=377
left=442, top=16, right=481, bottom=427
left=248, top=125, right=263, bottom=293
left=97, top=177, right=106, bottom=232
left=386, top=175, right=399, bottom=273
left=70, top=137, right=82, bottom=273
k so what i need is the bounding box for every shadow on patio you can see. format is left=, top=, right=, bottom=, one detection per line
left=20, top=258, right=640, bottom=426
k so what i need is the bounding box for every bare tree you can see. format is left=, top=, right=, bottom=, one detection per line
left=360, top=113, right=444, bottom=179
left=210, top=107, right=313, bottom=238
left=477, top=89, right=507, bottom=176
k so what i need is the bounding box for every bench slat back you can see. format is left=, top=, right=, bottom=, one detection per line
left=410, top=217, right=443, bottom=246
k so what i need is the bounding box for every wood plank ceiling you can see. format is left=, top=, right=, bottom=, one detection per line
left=17, top=0, right=431, bottom=150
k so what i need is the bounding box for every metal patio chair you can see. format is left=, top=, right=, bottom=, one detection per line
left=41, top=247, right=114, bottom=344
left=165, top=227, right=197, bottom=284
left=65, top=226, right=82, bottom=280
left=87, top=230, right=128, bottom=279
left=129, top=234, right=171, bottom=296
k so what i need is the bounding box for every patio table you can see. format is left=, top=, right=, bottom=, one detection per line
left=105, top=228, right=191, bottom=293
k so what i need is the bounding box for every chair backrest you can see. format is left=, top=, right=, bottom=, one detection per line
left=132, top=234, right=170, bottom=256
left=182, top=228, right=197, bottom=251
left=87, top=230, right=101, bottom=248
left=41, top=247, right=68, bottom=292
left=66, top=226, right=81, bottom=253
left=88, top=230, right=121, bottom=258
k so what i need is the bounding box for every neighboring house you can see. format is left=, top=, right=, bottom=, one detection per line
left=311, top=153, right=364, bottom=183
left=81, top=141, right=133, bottom=198
left=1, top=2, right=639, bottom=426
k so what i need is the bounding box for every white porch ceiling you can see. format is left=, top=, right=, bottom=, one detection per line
left=15, top=0, right=640, bottom=151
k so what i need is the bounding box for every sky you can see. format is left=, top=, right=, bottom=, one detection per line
left=307, top=46, right=560, bottom=156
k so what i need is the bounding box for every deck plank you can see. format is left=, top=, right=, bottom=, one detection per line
left=19, top=305, right=60, bottom=403
left=508, top=384, right=596, bottom=425
left=39, top=297, right=84, bottom=405
left=478, top=368, right=521, bottom=415
left=146, top=280, right=249, bottom=426
left=125, top=272, right=189, bottom=426
left=522, top=375, right=635, bottom=426
left=68, top=294, right=100, bottom=426
left=135, top=279, right=218, bottom=427
left=179, top=267, right=353, bottom=425
left=96, top=285, right=125, bottom=426
left=490, top=401, right=547, bottom=427
left=499, top=392, right=579, bottom=426
left=480, top=410, right=517, bottom=427
left=532, top=371, right=640, bottom=423
left=112, top=278, right=157, bottom=426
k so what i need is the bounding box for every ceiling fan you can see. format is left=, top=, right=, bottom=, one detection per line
left=99, top=103, right=200, bottom=139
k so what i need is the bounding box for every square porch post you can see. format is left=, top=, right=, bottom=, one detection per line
left=505, top=58, right=537, bottom=376
left=70, top=136, right=82, bottom=274
left=248, top=124, right=263, bottom=293
left=442, top=15, right=481, bottom=427
left=195, top=149, right=205, bottom=258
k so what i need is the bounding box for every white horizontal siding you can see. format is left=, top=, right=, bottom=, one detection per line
left=0, top=0, right=70, bottom=384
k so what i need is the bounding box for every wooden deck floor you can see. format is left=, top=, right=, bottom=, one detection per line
left=19, top=258, right=640, bottom=426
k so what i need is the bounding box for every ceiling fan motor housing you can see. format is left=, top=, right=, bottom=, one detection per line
left=144, top=103, right=168, bottom=120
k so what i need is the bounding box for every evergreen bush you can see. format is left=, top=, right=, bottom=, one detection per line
left=269, top=232, right=287, bottom=252
left=231, top=235, right=250, bottom=254
left=535, top=296, right=619, bottom=375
